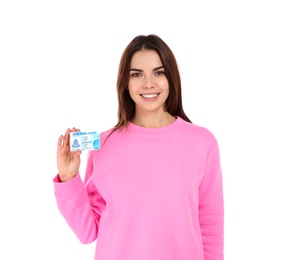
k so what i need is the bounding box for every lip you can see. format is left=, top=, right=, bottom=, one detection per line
left=140, top=93, right=160, bottom=96
left=140, top=93, right=160, bottom=100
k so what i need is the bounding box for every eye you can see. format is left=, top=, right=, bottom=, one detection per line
left=155, top=70, right=165, bottom=76
left=131, top=72, right=142, bottom=77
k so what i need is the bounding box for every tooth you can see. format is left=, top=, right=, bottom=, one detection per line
left=143, top=94, right=157, bottom=98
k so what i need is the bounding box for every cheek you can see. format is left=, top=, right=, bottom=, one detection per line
left=127, top=85, right=134, bottom=95
left=127, top=85, right=138, bottom=101
left=128, top=79, right=139, bottom=92
left=159, top=78, right=169, bottom=91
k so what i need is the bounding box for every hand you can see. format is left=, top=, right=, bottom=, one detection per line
left=57, top=127, right=82, bottom=182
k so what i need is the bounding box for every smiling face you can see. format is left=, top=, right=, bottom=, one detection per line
left=128, top=49, right=170, bottom=117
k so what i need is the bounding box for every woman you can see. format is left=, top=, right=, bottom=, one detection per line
left=54, top=34, right=224, bottom=260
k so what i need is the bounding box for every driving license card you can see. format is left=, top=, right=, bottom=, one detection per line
left=70, top=131, right=100, bottom=151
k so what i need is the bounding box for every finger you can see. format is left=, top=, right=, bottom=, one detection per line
left=74, top=150, right=82, bottom=158
left=63, top=128, right=71, bottom=146
left=57, top=135, right=64, bottom=149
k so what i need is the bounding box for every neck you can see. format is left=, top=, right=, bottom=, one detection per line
left=131, top=111, right=176, bottom=128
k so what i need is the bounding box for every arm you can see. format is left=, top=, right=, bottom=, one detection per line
left=54, top=128, right=105, bottom=244
left=53, top=167, right=105, bottom=244
left=199, top=141, right=224, bottom=260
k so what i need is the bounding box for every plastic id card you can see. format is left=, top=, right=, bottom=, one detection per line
left=70, top=131, right=100, bottom=151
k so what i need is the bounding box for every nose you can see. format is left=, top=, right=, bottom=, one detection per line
left=143, top=75, right=154, bottom=89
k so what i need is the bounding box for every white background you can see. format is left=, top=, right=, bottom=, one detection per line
left=1, top=1, right=287, bottom=259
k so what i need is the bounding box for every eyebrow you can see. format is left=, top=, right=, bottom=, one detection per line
left=129, top=66, right=164, bottom=72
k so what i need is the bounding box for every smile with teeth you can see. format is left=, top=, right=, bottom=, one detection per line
left=141, top=93, right=159, bottom=99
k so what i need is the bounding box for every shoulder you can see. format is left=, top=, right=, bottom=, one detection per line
left=179, top=117, right=216, bottom=138
left=100, top=128, right=114, bottom=139
left=178, top=117, right=218, bottom=147
left=98, top=126, right=128, bottom=148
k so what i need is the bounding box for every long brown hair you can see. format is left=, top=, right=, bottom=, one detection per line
left=114, top=34, right=192, bottom=131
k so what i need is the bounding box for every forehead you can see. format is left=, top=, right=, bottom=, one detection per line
left=130, top=49, right=162, bottom=68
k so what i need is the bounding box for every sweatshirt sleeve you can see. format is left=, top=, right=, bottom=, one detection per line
left=53, top=151, right=105, bottom=244
left=199, top=140, right=224, bottom=260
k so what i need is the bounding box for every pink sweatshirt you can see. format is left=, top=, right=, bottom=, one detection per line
left=54, top=117, right=224, bottom=260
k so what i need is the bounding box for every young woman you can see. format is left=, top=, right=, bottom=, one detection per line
left=54, top=34, right=224, bottom=260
